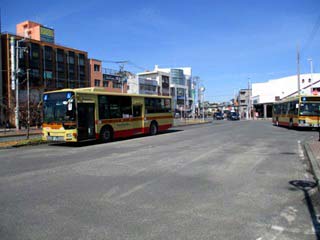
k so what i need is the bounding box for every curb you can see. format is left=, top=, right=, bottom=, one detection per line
left=0, top=137, right=45, bottom=150
left=173, top=121, right=212, bottom=128
left=0, top=132, right=42, bottom=139
left=304, top=142, right=320, bottom=186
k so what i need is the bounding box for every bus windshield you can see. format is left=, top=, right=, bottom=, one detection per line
left=43, top=92, right=75, bottom=123
left=299, top=103, right=320, bottom=116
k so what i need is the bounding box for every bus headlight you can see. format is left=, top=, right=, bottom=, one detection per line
left=298, top=120, right=306, bottom=124
left=66, top=133, right=73, bottom=138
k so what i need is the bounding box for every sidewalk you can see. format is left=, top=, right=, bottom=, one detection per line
left=0, top=127, right=42, bottom=138
left=304, top=139, right=320, bottom=186
left=0, top=127, right=42, bottom=148
left=173, top=118, right=212, bottom=127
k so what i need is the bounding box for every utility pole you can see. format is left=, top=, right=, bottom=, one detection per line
left=297, top=46, right=301, bottom=98
left=200, top=86, right=205, bottom=121
left=192, top=76, right=199, bottom=120
left=0, top=9, right=3, bottom=124
left=13, top=37, right=26, bottom=130
left=246, top=78, right=251, bottom=120
left=184, top=77, right=187, bottom=120
left=27, top=69, right=30, bottom=139
left=119, top=63, right=124, bottom=93
left=308, top=58, right=313, bottom=84
left=197, top=78, right=201, bottom=118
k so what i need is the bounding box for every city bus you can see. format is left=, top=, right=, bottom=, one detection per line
left=42, top=87, right=173, bottom=143
left=272, top=95, right=320, bottom=128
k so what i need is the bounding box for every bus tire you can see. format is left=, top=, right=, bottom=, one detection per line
left=149, top=121, right=158, bottom=136
left=100, top=126, right=113, bottom=143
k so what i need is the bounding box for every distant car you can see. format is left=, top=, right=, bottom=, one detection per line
left=213, top=112, right=224, bottom=120
left=227, top=112, right=240, bottom=121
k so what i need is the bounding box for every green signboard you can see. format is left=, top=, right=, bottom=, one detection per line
left=40, top=26, right=54, bottom=43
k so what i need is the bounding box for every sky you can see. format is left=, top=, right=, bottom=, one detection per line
left=2, top=0, right=320, bottom=102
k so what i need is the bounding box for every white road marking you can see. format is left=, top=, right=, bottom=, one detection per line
left=271, top=225, right=284, bottom=232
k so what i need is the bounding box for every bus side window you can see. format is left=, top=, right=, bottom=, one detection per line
left=133, top=105, right=142, bottom=117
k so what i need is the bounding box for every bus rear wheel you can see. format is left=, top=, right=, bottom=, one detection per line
left=100, top=126, right=113, bottom=143
left=149, top=122, right=158, bottom=136
left=289, top=119, right=293, bottom=128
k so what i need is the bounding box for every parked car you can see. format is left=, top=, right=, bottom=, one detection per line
left=227, top=112, right=240, bottom=121
left=213, top=112, right=224, bottom=120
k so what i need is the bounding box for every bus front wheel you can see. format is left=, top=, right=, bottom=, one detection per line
left=100, top=126, right=113, bottom=143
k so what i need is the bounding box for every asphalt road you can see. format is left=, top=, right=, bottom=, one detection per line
left=0, top=120, right=320, bottom=240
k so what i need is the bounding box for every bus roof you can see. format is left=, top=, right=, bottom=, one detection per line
left=274, top=95, right=320, bottom=104
left=44, top=87, right=172, bottom=99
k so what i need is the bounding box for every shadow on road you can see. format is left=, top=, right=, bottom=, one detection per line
left=274, top=124, right=319, bottom=132
left=49, top=129, right=183, bottom=148
left=289, top=180, right=320, bottom=239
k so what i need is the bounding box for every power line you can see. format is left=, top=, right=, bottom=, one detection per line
left=101, top=59, right=148, bottom=72
left=301, top=14, right=320, bottom=54
left=127, top=61, right=147, bottom=71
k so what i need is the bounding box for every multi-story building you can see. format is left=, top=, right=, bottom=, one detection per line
left=0, top=21, right=89, bottom=126
left=127, top=75, right=158, bottom=95
left=88, top=59, right=127, bottom=93
left=138, top=65, right=193, bottom=116
left=237, top=89, right=251, bottom=119
left=137, top=67, right=170, bottom=96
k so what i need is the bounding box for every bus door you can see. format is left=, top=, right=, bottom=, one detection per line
left=77, top=103, right=96, bottom=140
left=132, top=104, right=144, bottom=134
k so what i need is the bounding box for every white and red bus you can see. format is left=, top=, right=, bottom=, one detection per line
left=42, top=87, right=173, bottom=143
left=272, top=95, right=320, bottom=128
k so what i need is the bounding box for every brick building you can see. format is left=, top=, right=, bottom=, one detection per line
left=0, top=21, right=89, bottom=126
left=88, top=59, right=128, bottom=93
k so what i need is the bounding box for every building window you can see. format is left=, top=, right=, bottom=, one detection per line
left=113, top=81, right=122, bottom=89
left=57, top=49, right=64, bottom=62
left=68, top=51, right=75, bottom=65
left=79, top=54, right=85, bottom=66
left=103, top=81, right=109, bottom=87
left=309, top=78, right=312, bottom=83
left=30, top=69, right=41, bottom=87
left=94, top=79, right=101, bottom=87
left=94, top=64, right=100, bottom=72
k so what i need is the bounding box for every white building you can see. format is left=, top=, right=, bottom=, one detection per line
left=127, top=75, right=158, bottom=95
left=251, top=73, right=320, bottom=118
left=138, top=65, right=194, bottom=116
left=136, top=67, right=170, bottom=96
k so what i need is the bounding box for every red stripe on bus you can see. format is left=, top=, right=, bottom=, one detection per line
left=275, top=121, right=299, bottom=127
left=146, top=115, right=173, bottom=120
left=96, top=124, right=172, bottom=140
